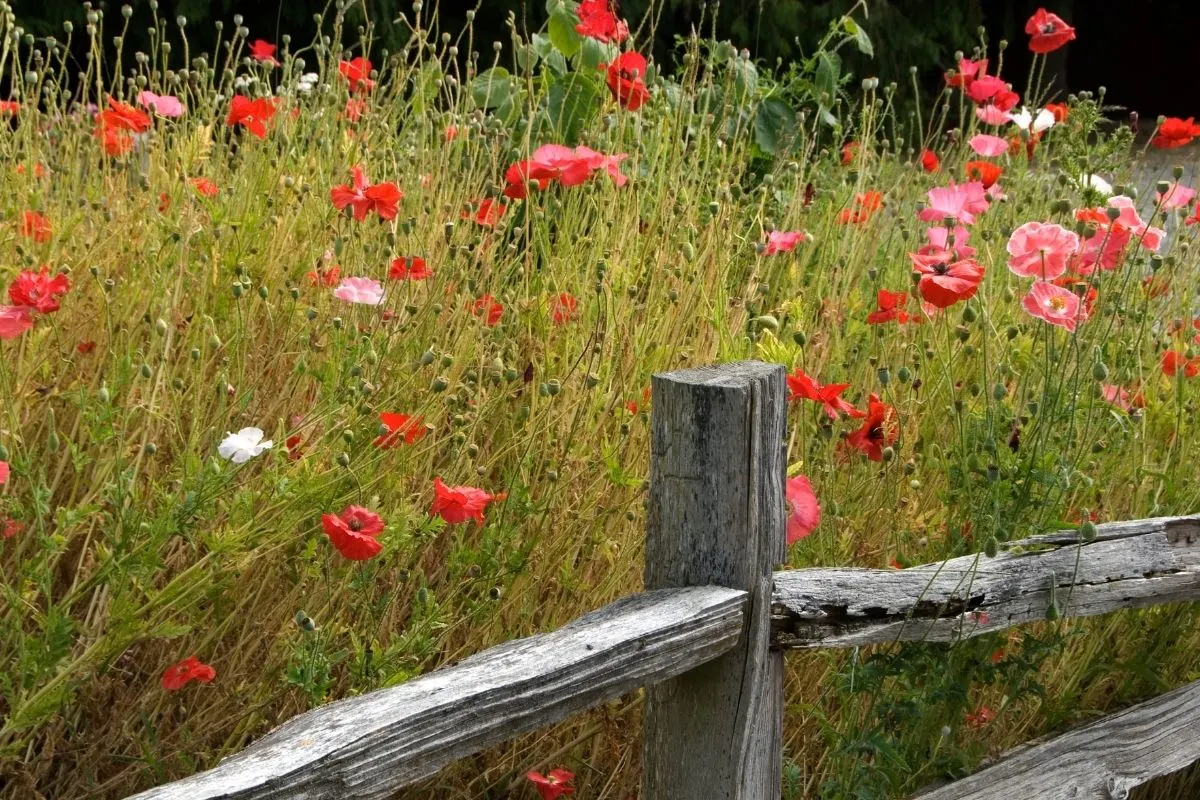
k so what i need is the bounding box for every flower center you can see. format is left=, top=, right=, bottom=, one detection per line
left=1048, top=296, right=1066, bottom=312
left=349, top=518, right=362, bottom=531
left=1040, top=22, right=1056, bottom=33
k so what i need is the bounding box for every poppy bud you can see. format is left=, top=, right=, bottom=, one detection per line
left=1027, top=400, right=1039, bottom=416
left=140, top=363, right=153, bottom=378
left=332, top=317, right=343, bottom=330
left=750, top=315, right=779, bottom=333
left=1005, top=326, right=1018, bottom=340
left=98, top=385, right=110, bottom=404
left=983, top=536, right=998, bottom=558
left=881, top=446, right=895, bottom=463
left=336, top=452, right=351, bottom=467
left=1150, top=255, right=1163, bottom=272
left=154, top=318, right=168, bottom=336
left=47, top=430, right=60, bottom=453
left=208, top=334, right=221, bottom=349
left=992, top=383, right=1007, bottom=401
left=144, top=442, right=157, bottom=455
left=1092, top=362, right=1108, bottom=381
left=1105, top=206, right=1121, bottom=222
left=792, top=331, right=807, bottom=347
left=0, top=444, right=7, bottom=461
left=503, top=368, right=519, bottom=381
left=961, top=305, right=977, bottom=323
left=443, top=222, right=454, bottom=242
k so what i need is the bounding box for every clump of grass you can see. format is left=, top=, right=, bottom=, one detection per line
left=0, top=1, right=1198, bottom=798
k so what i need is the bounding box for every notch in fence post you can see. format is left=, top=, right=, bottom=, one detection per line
left=642, top=361, right=786, bottom=800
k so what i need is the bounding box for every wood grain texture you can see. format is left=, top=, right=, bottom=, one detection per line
left=643, top=361, right=787, bottom=800
left=772, top=515, right=1200, bottom=649
left=912, top=677, right=1200, bottom=799
left=126, top=586, right=747, bottom=800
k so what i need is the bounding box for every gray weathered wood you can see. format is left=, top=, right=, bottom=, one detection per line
left=126, top=586, right=747, bottom=800
left=643, top=361, right=787, bottom=800
left=912, top=677, right=1200, bottom=799
left=771, top=515, right=1200, bottom=649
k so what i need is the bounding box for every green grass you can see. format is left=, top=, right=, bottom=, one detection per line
left=1, top=1, right=1199, bottom=798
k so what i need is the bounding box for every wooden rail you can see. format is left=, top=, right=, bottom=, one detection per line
left=129, top=362, right=1200, bottom=800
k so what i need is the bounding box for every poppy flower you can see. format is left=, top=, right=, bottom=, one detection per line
left=1045, top=102, right=1068, bottom=122
left=249, top=39, right=278, bottom=66
left=968, top=134, right=1009, bottom=157
left=764, top=230, right=810, bottom=254
left=76, top=340, right=96, bottom=354
left=1, top=519, right=23, bottom=539
left=549, top=293, right=579, bottom=325
left=161, top=656, right=216, bottom=692
left=470, top=294, right=504, bottom=326
left=321, top=505, right=385, bottom=560
left=975, top=104, right=1014, bottom=125
left=431, top=477, right=499, bottom=526
left=0, top=460, right=8, bottom=484
left=374, top=412, right=426, bottom=448
left=1051, top=273, right=1097, bottom=318
left=945, top=57, right=987, bottom=90
left=137, top=91, right=185, bottom=118
left=840, top=141, right=858, bottom=166
left=19, top=211, right=51, bottom=243
left=919, top=149, right=939, bottom=172
left=1025, top=8, right=1076, bottom=54
left=1161, top=351, right=1200, bottom=379
left=1022, top=281, right=1084, bottom=332
left=786, top=368, right=864, bottom=419
left=339, top=57, right=375, bottom=91
left=330, top=165, right=403, bottom=221
left=1151, top=117, right=1200, bottom=149
left=9, top=267, right=69, bottom=313
left=503, top=144, right=629, bottom=198
left=605, top=52, right=650, bottom=111
left=575, top=0, right=628, bottom=43
left=333, top=277, right=385, bottom=306
left=1006, top=221, right=1080, bottom=280
left=218, top=427, right=273, bottom=463
left=1189, top=204, right=1200, bottom=227
left=911, top=255, right=984, bottom=309
left=100, top=97, right=152, bottom=133
left=837, top=191, right=884, bottom=225
left=1156, top=181, right=1196, bottom=211
left=0, top=306, right=33, bottom=339
left=0, top=100, right=18, bottom=115
left=190, top=177, right=219, bottom=198
left=922, top=226, right=976, bottom=259
left=465, top=198, right=507, bottom=227
left=786, top=475, right=821, bottom=545
left=1106, top=196, right=1165, bottom=252
left=344, top=98, right=368, bottom=122
left=866, top=289, right=924, bottom=326
left=1009, top=106, right=1056, bottom=135
left=285, top=434, right=304, bottom=461
left=1101, top=384, right=1144, bottom=412
left=964, top=160, right=1003, bottom=189
left=307, top=265, right=341, bottom=287
left=919, top=182, right=990, bottom=226
left=389, top=257, right=431, bottom=280
left=226, top=95, right=278, bottom=139
left=845, top=394, right=898, bottom=461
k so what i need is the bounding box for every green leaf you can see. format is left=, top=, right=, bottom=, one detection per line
left=754, top=97, right=795, bottom=155
left=730, top=58, right=758, bottom=104
left=579, top=36, right=618, bottom=71
left=843, top=17, right=874, bottom=58
left=815, top=51, right=841, bottom=104
left=532, top=33, right=568, bottom=74
left=548, top=72, right=601, bottom=145
left=548, top=4, right=583, bottom=58
left=470, top=67, right=513, bottom=110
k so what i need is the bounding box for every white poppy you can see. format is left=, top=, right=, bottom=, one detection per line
left=1010, top=106, right=1056, bottom=134
left=1082, top=174, right=1113, bottom=196
left=218, top=427, right=273, bottom=463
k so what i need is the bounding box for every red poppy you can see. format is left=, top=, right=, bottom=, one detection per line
left=161, top=656, right=216, bottom=692
left=226, top=95, right=278, bottom=139
left=389, top=256, right=431, bottom=280
left=307, top=265, right=341, bottom=287
left=1152, top=117, right=1200, bottom=149
left=101, top=97, right=152, bottom=133
left=945, top=57, right=987, bottom=90
left=465, top=198, right=507, bottom=227
left=964, top=160, right=1002, bottom=189
left=0, top=460, right=8, bottom=484
left=549, top=293, right=579, bottom=325
left=1161, top=351, right=1200, bottom=379
left=431, top=477, right=499, bottom=526
left=374, top=412, right=426, bottom=448
left=19, top=211, right=51, bottom=243
left=249, top=39, right=278, bottom=66
left=344, top=98, right=368, bottom=122
left=9, top=267, right=69, bottom=313
left=76, top=340, right=96, bottom=354
left=190, top=177, right=218, bottom=197
left=911, top=254, right=984, bottom=309
left=527, top=769, right=575, bottom=800
left=158, top=192, right=172, bottom=213
left=867, top=289, right=925, bottom=325
left=845, top=394, right=898, bottom=461
left=919, top=149, right=939, bottom=172
left=470, top=294, right=504, bottom=326
left=321, top=505, right=385, bottom=561
left=330, top=165, right=403, bottom=221
left=1044, top=102, right=1068, bottom=123
left=575, top=0, right=628, bottom=42
left=786, top=368, right=864, bottom=419
left=965, top=705, right=995, bottom=729
left=605, top=52, right=650, bottom=111
left=1025, top=8, right=1076, bottom=54
left=1, top=518, right=24, bottom=539
left=338, top=57, right=375, bottom=91
left=0, top=100, right=18, bottom=115
left=840, top=141, right=858, bottom=166
left=837, top=190, right=883, bottom=225
left=285, top=434, right=304, bottom=461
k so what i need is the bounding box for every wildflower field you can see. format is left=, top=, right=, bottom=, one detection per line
left=2, top=0, right=1200, bottom=797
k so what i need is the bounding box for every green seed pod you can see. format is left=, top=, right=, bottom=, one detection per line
left=190, top=347, right=201, bottom=360
left=440, top=354, right=454, bottom=368
left=897, top=366, right=912, bottom=383
left=336, top=452, right=351, bottom=467
left=992, top=382, right=1007, bottom=401
left=208, top=334, right=221, bottom=349
left=332, top=317, right=343, bottom=330
left=431, top=376, right=449, bottom=392
left=503, top=368, right=519, bottom=382
left=877, top=367, right=891, bottom=387
left=231, top=283, right=243, bottom=298
left=881, top=446, right=895, bottom=463
left=306, top=308, right=318, bottom=320
left=172, top=378, right=184, bottom=390
left=342, top=429, right=354, bottom=443
left=349, top=365, right=363, bottom=378
left=258, top=285, right=269, bottom=299
left=290, top=287, right=300, bottom=300
left=585, top=372, right=601, bottom=388
left=1006, top=325, right=1019, bottom=340
left=420, top=349, right=436, bottom=365
left=144, top=442, right=157, bottom=455
left=961, top=305, right=977, bottom=323
left=546, top=379, right=561, bottom=396
left=0, top=444, right=8, bottom=460
left=792, top=331, right=807, bottom=347
left=140, top=363, right=153, bottom=378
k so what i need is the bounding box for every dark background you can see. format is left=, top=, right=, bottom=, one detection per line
left=12, top=0, right=1200, bottom=117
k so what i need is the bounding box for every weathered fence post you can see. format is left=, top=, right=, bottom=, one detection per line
left=642, top=361, right=787, bottom=799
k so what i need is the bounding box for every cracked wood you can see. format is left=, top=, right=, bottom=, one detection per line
left=126, top=586, right=747, bottom=800
left=771, top=515, right=1200, bottom=648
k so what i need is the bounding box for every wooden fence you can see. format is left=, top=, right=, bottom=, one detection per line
left=129, top=361, right=1200, bottom=800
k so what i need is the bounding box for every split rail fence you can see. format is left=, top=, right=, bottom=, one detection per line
left=131, top=361, right=1200, bottom=800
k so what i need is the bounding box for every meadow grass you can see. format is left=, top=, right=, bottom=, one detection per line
left=1, top=1, right=1199, bottom=798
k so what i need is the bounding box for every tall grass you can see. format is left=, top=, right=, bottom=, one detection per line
left=0, top=1, right=1198, bottom=798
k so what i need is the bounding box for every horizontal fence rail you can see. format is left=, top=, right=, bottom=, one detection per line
left=771, top=515, right=1200, bottom=649
left=127, top=586, right=746, bottom=800
left=130, top=363, right=1200, bottom=800
left=913, top=676, right=1200, bottom=799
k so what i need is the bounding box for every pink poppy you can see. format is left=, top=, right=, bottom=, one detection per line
left=1106, top=196, right=1165, bottom=252
left=968, top=134, right=1009, bottom=157
left=0, top=306, right=33, bottom=339
left=1022, top=281, right=1084, bottom=332
left=785, top=475, right=821, bottom=545
left=333, top=277, right=384, bottom=306
left=1006, top=221, right=1080, bottom=280
left=1100, top=384, right=1142, bottom=413
left=1156, top=181, right=1196, bottom=211
left=764, top=230, right=811, bottom=255
left=921, top=225, right=976, bottom=259
left=975, top=105, right=1013, bottom=125
left=0, top=461, right=8, bottom=484
left=918, top=182, right=990, bottom=226
left=137, top=91, right=185, bottom=118
left=945, top=57, right=987, bottom=90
